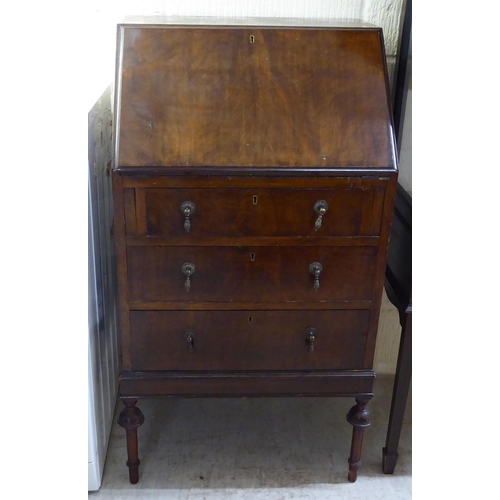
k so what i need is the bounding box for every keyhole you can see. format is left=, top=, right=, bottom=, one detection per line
left=248, top=316, right=252, bottom=323
left=250, top=253, right=255, bottom=262
left=249, top=35, right=255, bottom=44
left=253, top=195, right=258, bottom=205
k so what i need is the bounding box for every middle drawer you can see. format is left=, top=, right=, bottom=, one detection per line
left=127, top=245, right=378, bottom=303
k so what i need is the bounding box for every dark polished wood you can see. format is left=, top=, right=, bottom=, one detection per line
left=383, top=311, right=411, bottom=473
left=117, top=399, right=145, bottom=484
left=126, top=235, right=380, bottom=248
left=130, top=310, right=370, bottom=371
left=382, top=184, right=412, bottom=474
left=121, top=176, right=391, bottom=188
left=110, top=20, right=398, bottom=484
left=347, top=397, right=371, bottom=482
left=127, top=245, right=379, bottom=303
left=120, top=370, right=376, bottom=397
left=138, top=187, right=384, bottom=237
left=115, top=26, right=395, bottom=170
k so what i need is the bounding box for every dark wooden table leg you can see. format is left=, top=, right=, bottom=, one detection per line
left=117, top=398, right=145, bottom=484
left=382, top=311, right=412, bottom=474
left=346, top=396, right=371, bottom=482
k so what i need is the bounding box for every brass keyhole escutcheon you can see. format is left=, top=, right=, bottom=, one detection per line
left=250, top=252, right=256, bottom=261
left=184, top=329, right=195, bottom=352
left=249, top=35, right=255, bottom=44
left=253, top=195, right=258, bottom=205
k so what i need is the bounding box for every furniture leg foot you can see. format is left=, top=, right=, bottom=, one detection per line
left=382, top=312, right=412, bottom=474
left=346, top=397, right=371, bottom=482
left=382, top=447, right=399, bottom=474
left=117, top=399, right=145, bottom=484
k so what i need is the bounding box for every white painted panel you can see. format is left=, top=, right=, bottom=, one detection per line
left=88, top=88, right=119, bottom=491
left=115, top=0, right=364, bottom=20
left=88, top=340, right=101, bottom=491
left=88, top=178, right=102, bottom=491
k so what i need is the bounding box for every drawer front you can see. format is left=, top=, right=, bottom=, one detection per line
left=127, top=245, right=378, bottom=303
left=130, top=310, right=370, bottom=371
left=138, top=188, right=383, bottom=237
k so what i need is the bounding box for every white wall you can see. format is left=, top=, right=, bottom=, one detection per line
left=398, top=31, right=412, bottom=194
left=87, top=0, right=405, bottom=375
left=88, top=0, right=403, bottom=95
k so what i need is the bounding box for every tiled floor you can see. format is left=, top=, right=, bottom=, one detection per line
left=90, top=375, right=411, bottom=499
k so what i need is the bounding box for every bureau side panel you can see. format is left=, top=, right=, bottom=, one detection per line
left=364, top=173, right=398, bottom=368
left=112, top=171, right=132, bottom=369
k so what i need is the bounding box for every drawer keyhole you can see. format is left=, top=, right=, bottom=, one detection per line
left=250, top=252, right=256, bottom=261
left=248, top=316, right=252, bottom=323
left=253, top=195, right=258, bottom=205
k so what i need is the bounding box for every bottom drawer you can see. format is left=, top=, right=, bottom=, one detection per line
left=130, top=310, right=370, bottom=371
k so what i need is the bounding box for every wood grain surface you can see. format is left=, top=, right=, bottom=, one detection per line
left=137, top=187, right=383, bottom=237
left=127, top=245, right=378, bottom=303
left=130, top=310, right=370, bottom=371
left=116, top=27, right=395, bottom=169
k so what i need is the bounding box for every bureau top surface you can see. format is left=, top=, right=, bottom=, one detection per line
left=114, top=24, right=397, bottom=171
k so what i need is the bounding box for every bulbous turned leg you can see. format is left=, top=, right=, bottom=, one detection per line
left=117, top=399, right=145, bottom=484
left=346, top=397, right=371, bottom=483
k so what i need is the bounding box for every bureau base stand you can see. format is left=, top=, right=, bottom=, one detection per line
left=117, top=394, right=373, bottom=484
left=117, top=399, right=145, bottom=484
left=346, top=397, right=372, bottom=482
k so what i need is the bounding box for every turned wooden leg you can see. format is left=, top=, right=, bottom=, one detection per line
left=117, top=398, right=145, bottom=484
left=383, top=311, right=412, bottom=473
left=346, top=397, right=371, bottom=482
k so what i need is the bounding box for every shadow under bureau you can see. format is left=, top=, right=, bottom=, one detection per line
left=111, top=18, right=398, bottom=484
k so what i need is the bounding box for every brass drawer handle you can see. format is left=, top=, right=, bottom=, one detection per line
left=181, top=201, right=196, bottom=233
left=314, top=200, right=328, bottom=231
left=182, top=262, right=195, bottom=291
left=184, top=329, right=195, bottom=352
left=309, top=262, right=323, bottom=291
left=305, top=327, right=317, bottom=352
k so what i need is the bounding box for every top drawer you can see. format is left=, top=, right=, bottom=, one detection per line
left=129, top=188, right=384, bottom=237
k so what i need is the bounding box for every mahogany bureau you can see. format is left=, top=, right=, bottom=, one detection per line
left=111, top=19, right=398, bottom=484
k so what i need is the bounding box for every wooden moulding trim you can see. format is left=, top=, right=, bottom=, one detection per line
left=128, top=301, right=374, bottom=311
left=123, top=189, right=137, bottom=236
left=119, top=370, right=375, bottom=397
left=115, top=167, right=396, bottom=177
left=120, top=175, right=391, bottom=189
left=125, top=236, right=380, bottom=247
left=118, top=23, right=382, bottom=31
left=112, top=171, right=133, bottom=370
